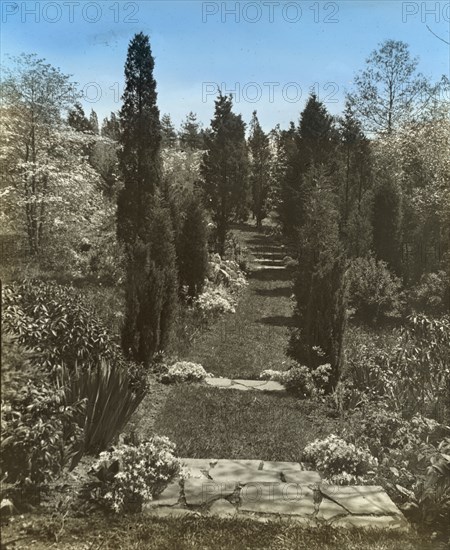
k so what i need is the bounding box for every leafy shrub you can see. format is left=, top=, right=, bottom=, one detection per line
left=2, top=281, right=147, bottom=461
left=303, top=434, right=378, bottom=483
left=1, top=377, right=83, bottom=488
left=344, top=318, right=450, bottom=421
left=89, top=437, right=181, bottom=513
left=159, top=361, right=211, bottom=384
left=417, top=439, right=450, bottom=536
left=409, top=270, right=449, bottom=315
left=346, top=257, right=404, bottom=324
left=87, top=233, right=125, bottom=285
left=393, top=315, right=450, bottom=421
left=2, top=281, right=117, bottom=375
left=193, top=284, right=236, bottom=320
left=261, top=364, right=332, bottom=398
left=343, top=325, right=395, bottom=399
left=207, top=254, right=248, bottom=295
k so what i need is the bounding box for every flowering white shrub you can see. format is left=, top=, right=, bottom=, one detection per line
left=303, top=434, right=378, bottom=484
left=91, top=437, right=181, bottom=512
left=260, top=363, right=332, bottom=398
left=194, top=284, right=236, bottom=319
left=207, top=255, right=248, bottom=295
left=160, top=361, right=212, bottom=384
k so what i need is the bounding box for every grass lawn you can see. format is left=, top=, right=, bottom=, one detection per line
left=2, top=514, right=427, bottom=550
left=184, top=228, right=294, bottom=379
left=154, top=385, right=339, bottom=460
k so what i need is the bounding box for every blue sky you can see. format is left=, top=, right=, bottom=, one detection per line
left=2, top=1, right=449, bottom=131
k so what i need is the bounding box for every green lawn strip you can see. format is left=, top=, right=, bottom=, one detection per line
left=184, top=267, right=294, bottom=379
left=154, top=386, right=339, bottom=460
left=4, top=514, right=425, bottom=549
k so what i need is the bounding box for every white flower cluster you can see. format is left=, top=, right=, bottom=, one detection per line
left=194, top=284, right=236, bottom=318
left=207, top=254, right=248, bottom=295
left=92, top=436, right=181, bottom=513
left=160, top=361, right=212, bottom=384
left=192, top=253, right=248, bottom=321
left=260, top=363, right=332, bottom=397
left=303, top=434, right=378, bottom=482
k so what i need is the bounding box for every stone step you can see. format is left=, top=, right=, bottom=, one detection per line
left=254, top=258, right=285, bottom=266
left=205, top=378, right=285, bottom=392
left=144, top=463, right=409, bottom=532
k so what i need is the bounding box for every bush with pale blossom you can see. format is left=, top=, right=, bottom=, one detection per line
left=160, top=361, right=212, bottom=384
left=207, top=255, right=248, bottom=295
left=303, top=434, right=378, bottom=484
left=194, top=284, right=236, bottom=320
left=260, top=363, right=333, bottom=398
left=91, top=437, right=181, bottom=513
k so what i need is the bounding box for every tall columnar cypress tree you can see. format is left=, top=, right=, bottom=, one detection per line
left=289, top=167, right=347, bottom=392
left=248, top=111, right=271, bottom=228
left=280, top=94, right=337, bottom=239
left=337, top=102, right=374, bottom=257
left=372, top=176, right=403, bottom=275
left=117, top=32, right=178, bottom=365
left=201, top=92, right=248, bottom=255
left=178, top=194, right=209, bottom=298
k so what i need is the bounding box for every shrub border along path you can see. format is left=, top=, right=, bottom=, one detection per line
left=134, top=225, right=411, bottom=533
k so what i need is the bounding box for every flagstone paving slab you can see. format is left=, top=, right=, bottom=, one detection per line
left=232, top=380, right=269, bottom=389
left=316, top=498, right=348, bottom=521
left=283, top=471, right=322, bottom=485
left=184, top=478, right=236, bottom=506
left=205, top=378, right=285, bottom=392
left=320, top=485, right=399, bottom=516
left=148, top=480, right=181, bottom=507
left=205, top=377, right=233, bottom=388
left=148, top=461, right=409, bottom=531
left=181, top=458, right=218, bottom=470
left=262, top=461, right=301, bottom=472
left=239, top=485, right=315, bottom=516
left=211, top=467, right=282, bottom=484
left=215, top=459, right=263, bottom=470
left=257, top=381, right=285, bottom=392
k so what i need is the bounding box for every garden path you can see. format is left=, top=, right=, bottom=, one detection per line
left=151, top=225, right=410, bottom=531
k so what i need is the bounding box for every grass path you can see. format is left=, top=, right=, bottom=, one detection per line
left=184, top=225, right=294, bottom=379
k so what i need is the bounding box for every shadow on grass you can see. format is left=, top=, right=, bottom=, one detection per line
left=254, top=286, right=292, bottom=298
left=250, top=268, right=293, bottom=282
left=258, top=315, right=294, bottom=327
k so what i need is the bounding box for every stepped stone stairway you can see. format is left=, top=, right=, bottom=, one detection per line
left=144, top=459, right=409, bottom=531
left=250, top=242, right=288, bottom=271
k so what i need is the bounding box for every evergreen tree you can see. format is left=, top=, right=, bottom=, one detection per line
left=200, top=93, right=249, bottom=255
left=89, top=109, right=99, bottom=134
left=280, top=94, right=337, bottom=238
left=117, top=32, right=178, bottom=365
left=178, top=194, right=209, bottom=298
left=298, top=93, right=337, bottom=175
left=68, top=102, right=91, bottom=132
left=337, top=102, right=373, bottom=256
left=179, top=111, right=204, bottom=149
left=161, top=113, right=177, bottom=148
left=248, top=111, right=271, bottom=228
left=372, top=176, right=403, bottom=275
left=289, top=167, right=347, bottom=392
left=101, top=112, right=121, bottom=141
